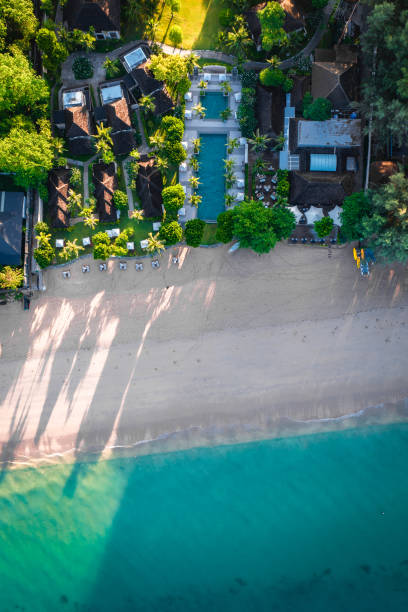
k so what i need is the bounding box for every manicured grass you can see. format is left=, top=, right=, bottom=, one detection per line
left=197, top=58, right=232, bottom=72
left=124, top=0, right=224, bottom=50
left=52, top=217, right=154, bottom=263
left=201, top=223, right=218, bottom=245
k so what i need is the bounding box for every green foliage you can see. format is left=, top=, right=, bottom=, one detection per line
left=216, top=210, right=235, bottom=243
left=276, top=179, right=290, bottom=198
left=169, top=25, right=183, bottom=47
left=340, top=191, right=372, bottom=242
left=240, top=70, right=258, bottom=88
left=303, top=97, right=332, bottom=120
left=113, top=190, right=128, bottom=211
left=161, top=115, right=184, bottom=142
left=162, top=184, right=185, bottom=221
left=314, top=216, right=333, bottom=238
left=0, top=0, right=38, bottom=51
left=149, top=54, right=189, bottom=92
left=36, top=27, right=68, bottom=74
left=232, top=199, right=277, bottom=253
left=184, top=218, right=205, bottom=247
left=362, top=173, right=408, bottom=263
left=70, top=167, right=82, bottom=188
left=258, top=1, right=288, bottom=51
left=259, top=67, right=293, bottom=91
left=159, top=220, right=183, bottom=245
left=0, top=266, right=24, bottom=289
left=219, top=8, right=235, bottom=28
left=163, top=140, right=187, bottom=165
left=72, top=56, right=93, bottom=80
left=312, top=0, right=328, bottom=8
left=0, top=50, right=48, bottom=118
left=93, top=231, right=111, bottom=260
left=34, top=231, right=55, bottom=268
left=111, top=227, right=135, bottom=255
left=269, top=206, right=296, bottom=240
left=237, top=87, right=257, bottom=138
left=35, top=221, right=49, bottom=235
left=168, top=0, right=181, bottom=14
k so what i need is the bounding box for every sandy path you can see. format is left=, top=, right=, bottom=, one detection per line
left=1, top=244, right=408, bottom=465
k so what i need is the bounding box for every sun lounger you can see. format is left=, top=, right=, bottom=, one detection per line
left=82, top=237, right=91, bottom=247
left=119, top=262, right=127, bottom=270
left=127, top=242, right=135, bottom=251
left=135, top=262, right=143, bottom=271
left=185, top=109, right=192, bottom=119
left=56, top=239, right=64, bottom=248
left=184, top=92, right=192, bottom=101
left=152, top=259, right=160, bottom=269
left=111, top=228, right=120, bottom=238
left=62, top=270, right=71, bottom=278
left=82, top=265, right=90, bottom=273
left=152, top=222, right=161, bottom=231
left=99, top=263, right=107, bottom=271
left=140, top=239, right=148, bottom=249
left=172, top=256, right=179, bottom=264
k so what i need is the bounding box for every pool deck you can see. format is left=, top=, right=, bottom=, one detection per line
left=180, top=70, right=247, bottom=222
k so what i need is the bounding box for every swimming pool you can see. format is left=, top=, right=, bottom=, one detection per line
left=197, top=133, right=226, bottom=222
left=201, top=92, right=228, bottom=120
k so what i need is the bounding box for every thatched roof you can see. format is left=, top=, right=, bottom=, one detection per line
left=48, top=168, right=72, bottom=228
left=290, top=172, right=353, bottom=207
left=129, top=65, right=163, bottom=96
left=136, top=157, right=163, bottom=218
left=65, top=106, right=90, bottom=139
left=369, top=161, right=398, bottom=185
left=64, top=0, right=120, bottom=32
left=93, top=162, right=117, bottom=222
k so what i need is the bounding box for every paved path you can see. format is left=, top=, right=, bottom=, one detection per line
left=67, top=155, right=98, bottom=202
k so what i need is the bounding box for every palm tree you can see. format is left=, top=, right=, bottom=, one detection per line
left=38, top=231, right=52, bottom=247
left=102, top=149, right=115, bottom=165
left=103, top=57, right=120, bottom=76
left=192, top=103, right=206, bottom=119
left=227, top=138, right=240, bottom=154
left=185, top=53, right=199, bottom=74
left=272, top=132, right=286, bottom=151
left=192, top=138, right=201, bottom=155
left=220, top=108, right=232, bottom=122
left=189, top=194, right=202, bottom=207
left=225, top=193, right=235, bottom=208
left=138, top=94, right=156, bottom=114
left=248, top=129, right=271, bottom=153
left=94, top=123, right=113, bottom=146
left=198, top=80, right=207, bottom=95
left=130, top=209, right=144, bottom=222
left=60, top=239, right=84, bottom=261
left=225, top=24, right=252, bottom=59
left=220, top=81, right=232, bottom=96
left=149, top=132, right=165, bottom=152
left=223, top=158, right=235, bottom=171
left=145, top=16, right=159, bottom=42
left=130, top=149, right=140, bottom=160
left=253, top=157, right=266, bottom=175
left=84, top=214, right=98, bottom=229
left=189, top=176, right=201, bottom=190
left=224, top=171, right=236, bottom=189
left=155, top=156, right=168, bottom=172
left=68, top=190, right=82, bottom=214
left=266, top=56, right=281, bottom=69
left=146, top=232, right=165, bottom=255
left=95, top=138, right=111, bottom=157
left=53, top=137, right=65, bottom=156
left=189, top=156, right=199, bottom=172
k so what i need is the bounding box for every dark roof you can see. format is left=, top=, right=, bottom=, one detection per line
left=67, top=138, right=94, bottom=156
left=112, top=131, right=135, bottom=155
left=64, top=0, right=120, bottom=32
left=136, top=157, right=163, bottom=218
left=93, top=162, right=117, bottom=222
left=123, top=73, right=136, bottom=91
left=369, top=161, right=398, bottom=185
left=129, top=65, right=163, bottom=96
left=105, top=97, right=131, bottom=132
left=151, top=88, right=174, bottom=116
left=65, top=106, right=90, bottom=139
left=312, top=53, right=359, bottom=109
left=0, top=191, right=24, bottom=266
left=53, top=110, right=66, bottom=126
left=289, top=172, right=354, bottom=207
left=94, top=105, right=108, bottom=122
left=48, top=168, right=72, bottom=228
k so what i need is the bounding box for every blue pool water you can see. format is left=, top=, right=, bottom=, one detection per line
left=201, top=91, right=227, bottom=119
left=1, top=423, right=408, bottom=611
left=197, top=133, right=226, bottom=221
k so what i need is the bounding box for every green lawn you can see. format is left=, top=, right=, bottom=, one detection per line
left=124, top=0, right=224, bottom=50
left=52, top=217, right=154, bottom=263
left=201, top=223, right=218, bottom=245
left=197, top=58, right=232, bottom=71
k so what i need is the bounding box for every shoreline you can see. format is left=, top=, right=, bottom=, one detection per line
left=1, top=244, right=408, bottom=472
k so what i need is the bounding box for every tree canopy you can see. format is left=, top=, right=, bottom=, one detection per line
left=340, top=191, right=372, bottom=242
left=0, top=50, right=49, bottom=119
left=0, top=0, right=37, bottom=51
left=258, top=1, right=288, bottom=51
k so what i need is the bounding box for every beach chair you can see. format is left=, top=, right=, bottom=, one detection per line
left=99, top=263, right=107, bottom=271
left=119, top=261, right=127, bottom=270
left=135, top=262, right=144, bottom=271
left=62, top=270, right=71, bottom=279
left=82, top=265, right=90, bottom=273
left=151, top=259, right=160, bottom=269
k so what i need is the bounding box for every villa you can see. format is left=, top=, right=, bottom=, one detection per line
left=54, top=89, right=93, bottom=156
left=48, top=169, right=72, bottom=228
left=93, top=161, right=118, bottom=222
left=312, top=46, right=359, bottom=110
left=63, top=0, right=121, bottom=40
left=0, top=191, right=25, bottom=266
left=136, top=157, right=164, bottom=219
left=95, top=83, right=135, bottom=155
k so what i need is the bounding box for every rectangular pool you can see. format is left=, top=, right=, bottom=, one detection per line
left=197, top=133, right=226, bottom=222
left=202, top=92, right=228, bottom=120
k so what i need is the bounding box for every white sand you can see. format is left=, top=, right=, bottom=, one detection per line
left=1, top=244, right=408, bottom=465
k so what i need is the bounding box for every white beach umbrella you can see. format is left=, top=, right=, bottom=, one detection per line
left=328, top=205, right=343, bottom=226
left=288, top=206, right=302, bottom=223
left=305, top=206, right=324, bottom=225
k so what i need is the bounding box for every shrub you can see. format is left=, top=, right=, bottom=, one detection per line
left=169, top=25, right=183, bottom=47
left=270, top=206, right=296, bottom=240
left=159, top=221, right=183, bottom=245
left=70, top=167, right=82, bottom=188
left=303, top=97, right=332, bottom=121
left=0, top=266, right=24, bottom=290
left=240, top=70, right=258, bottom=88
left=258, top=1, right=288, bottom=51
left=219, top=8, right=235, bottom=27
left=161, top=116, right=184, bottom=142
left=237, top=87, right=257, bottom=138
left=276, top=179, right=290, bottom=198
left=260, top=67, right=292, bottom=91
left=184, top=218, right=205, bottom=247
left=34, top=243, right=54, bottom=268
left=314, top=217, right=333, bottom=238
left=302, top=91, right=313, bottom=114
left=113, top=190, right=128, bottom=211
left=164, top=141, right=187, bottom=165
left=34, top=221, right=49, bottom=235
left=162, top=184, right=185, bottom=220
left=216, top=210, right=235, bottom=243
left=72, top=57, right=93, bottom=80
left=232, top=199, right=278, bottom=254
left=93, top=231, right=111, bottom=260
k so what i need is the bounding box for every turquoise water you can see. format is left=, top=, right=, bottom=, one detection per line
left=197, top=133, right=226, bottom=221
left=201, top=91, right=227, bottom=119
left=1, top=424, right=408, bottom=611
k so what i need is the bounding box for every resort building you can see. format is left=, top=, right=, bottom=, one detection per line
left=93, top=162, right=118, bottom=222
left=63, top=0, right=121, bottom=40
left=48, top=169, right=72, bottom=228
left=312, top=46, right=359, bottom=110
left=95, top=83, right=135, bottom=155
left=0, top=191, right=25, bottom=266
left=136, top=157, right=164, bottom=219
left=54, top=89, right=93, bottom=156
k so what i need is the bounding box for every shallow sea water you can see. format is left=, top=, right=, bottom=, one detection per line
left=0, top=423, right=408, bottom=611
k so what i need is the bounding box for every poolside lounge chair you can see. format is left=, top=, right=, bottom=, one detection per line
left=127, top=242, right=135, bottom=251
left=106, top=229, right=114, bottom=238
left=234, top=92, right=242, bottom=103
left=184, top=92, right=192, bottom=101
left=82, top=264, right=90, bottom=273
left=185, top=110, right=192, bottom=120
left=82, top=237, right=91, bottom=247
left=203, top=73, right=211, bottom=81
left=218, top=73, right=227, bottom=82
left=152, top=259, right=160, bottom=269
left=152, top=222, right=161, bottom=231
left=178, top=207, right=186, bottom=218
left=135, top=262, right=143, bottom=271
left=140, top=239, right=148, bottom=249
left=119, top=262, right=127, bottom=270
left=99, top=263, right=107, bottom=271
left=62, top=270, right=71, bottom=278
left=56, top=239, right=64, bottom=248
left=111, top=228, right=120, bottom=238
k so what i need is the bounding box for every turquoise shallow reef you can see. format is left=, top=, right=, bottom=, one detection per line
left=1, top=423, right=408, bottom=611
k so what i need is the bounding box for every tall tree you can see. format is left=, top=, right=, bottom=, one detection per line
left=0, top=50, right=49, bottom=119
left=258, top=1, right=288, bottom=51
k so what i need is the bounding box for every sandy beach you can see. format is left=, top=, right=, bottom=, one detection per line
left=1, top=243, right=408, bottom=466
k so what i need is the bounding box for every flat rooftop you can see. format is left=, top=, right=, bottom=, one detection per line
left=297, top=119, right=361, bottom=148
left=100, top=83, right=123, bottom=105
left=123, top=47, right=147, bottom=71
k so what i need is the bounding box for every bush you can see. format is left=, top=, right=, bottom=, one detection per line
left=169, top=25, right=183, bottom=47
left=34, top=221, right=49, bottom=235
left=161, top=116, right=184, bottom=142
left=72, top=57, right=93, bottom=80
left=237, top=87, right=257, bottom=138
left=216, top=210, right=235, bottom=243
left=164, top=141, right=187, bottom=165
left=303, top=97, right=332, bottom=121
left=0, top=266, right=24, bottom=290
left=34, top=243, right=54, bottom=268
left=314, top=217, right=333, bottom=238
left=219, top=8, right=235, bottom=27
left=93, top=231, right=111, bottom=260
left=184, top=218, right=205, bottom=247
left=240, top=70, right=258, bottom=88
left=159, top=221, right=183, bottom=245
left=70, top=167, right=82, bottom=188
left=276, top=179, right=290, bottom=198
left=260, top=68, right=293, bottom=91
left=302, top=91, right=313, bottom=114
left=270, top=206, right=296, bottom=240
left=162, top=184, right=185, bottom=221
left=113, top=190, right=128, bottom=211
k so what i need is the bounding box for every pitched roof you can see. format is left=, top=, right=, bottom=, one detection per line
left=289, top=172, right=353, bottom=207
left=65, top=106, right=90, bottom=139
left=297, top=119, right=361, bottom=148
left=151, top=88, right=174, bottom=116
left=129, top=65, right=163, bottom=96
left=48, top=168, right=72, bottom=228
left=312, top=62, right=356, bottom=108
left=0, top=191, right=24, bottom=266
left=112, top=131, right=135, bottom=155
left=104, top=97, right=135, bottom=155
left=93, top=162, right=118, bottom=222
left=64, top=0, right=120, bottom=32
left=136, top=157, right=163, bottom=218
